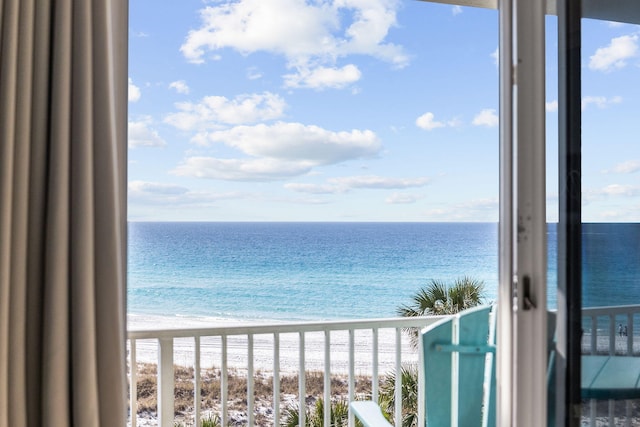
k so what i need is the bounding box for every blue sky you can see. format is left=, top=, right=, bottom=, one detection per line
left=128, top=0, right=640, bottom=222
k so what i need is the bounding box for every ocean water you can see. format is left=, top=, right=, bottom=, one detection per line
left=127, top=222, right=640, bottom=325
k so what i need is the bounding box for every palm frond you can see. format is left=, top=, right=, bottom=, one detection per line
left=378, top=364, right=419, bottom=427
left=449, top=276, right=484, bottom=312
left=398, top=277, right=486, bottom=347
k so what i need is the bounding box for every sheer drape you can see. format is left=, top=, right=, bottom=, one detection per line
left=0, top=1, right=128, bottom=426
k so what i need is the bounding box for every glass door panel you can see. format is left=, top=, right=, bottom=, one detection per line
left=580, top=14, right=640, bottom=425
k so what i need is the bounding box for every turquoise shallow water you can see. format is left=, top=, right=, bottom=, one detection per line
left=127, top=222, right=640, bottom=324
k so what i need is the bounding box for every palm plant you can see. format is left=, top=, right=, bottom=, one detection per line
left=376, top=277, right=485, bottom=426
left=397, top=277, right=484, bottom=348
left=172, top=414, right=221, bottom=427
left=281, top=398, right=354, bottom=427
left=397, top=277, right=485, bottom=317
left=200, top=414, right=221, bottom=427
left=378, top=364, right=419, bottom=427
left=281, top=403, right=304, bottom=427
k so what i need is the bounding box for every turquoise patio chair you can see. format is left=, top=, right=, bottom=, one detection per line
left=351, top=305, right=496, bottom=426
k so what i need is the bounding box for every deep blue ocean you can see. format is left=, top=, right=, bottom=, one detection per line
left=127, top=222, right=640, bottom=324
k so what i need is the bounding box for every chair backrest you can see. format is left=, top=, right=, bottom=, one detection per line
left=421, top=305, right=496, bottom=427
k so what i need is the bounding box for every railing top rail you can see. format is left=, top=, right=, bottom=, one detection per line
left=582, top=304, right=640, bottom=317
left=127, top=315, right=445, bottom=340
left=127, top=305, right=640, bottom=340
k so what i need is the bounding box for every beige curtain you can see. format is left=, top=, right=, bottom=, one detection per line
left=0, top=0, right=128, bottom=426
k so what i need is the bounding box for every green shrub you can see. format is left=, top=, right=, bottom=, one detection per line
left=378, top=364, right=419, bottom=427
left=200, top=414, right=221, bottom=427
left=281, top=398, right=357, bottom=427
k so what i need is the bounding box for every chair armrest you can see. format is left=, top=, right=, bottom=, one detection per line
left=350, top=401, right=393, bottom=427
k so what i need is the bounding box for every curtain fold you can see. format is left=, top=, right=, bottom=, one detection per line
left=0, top=1, right=128, bottom=426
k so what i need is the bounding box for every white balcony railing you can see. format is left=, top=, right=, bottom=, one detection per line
left=127, top=304, right=640, bottom=427
left=128, top=316, right=441, bottom=427
left=582, top=304, right=640, bottom=356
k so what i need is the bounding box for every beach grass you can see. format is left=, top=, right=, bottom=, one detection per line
left=132, top=362, right=374, bottom=426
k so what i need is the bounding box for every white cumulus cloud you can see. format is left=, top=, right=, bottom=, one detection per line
left=164, top=92, right=287, bottom=131
left=610, top=160, right=640, bottom=174
left=169, top=80, right=190, bottom=94
left=424, top=198, right=498, bottom=221
left=546, top=100, right=558, bottom=112
left=331, top=175, right=429, bottom=189
left=180, top=0, right=408, bottom=89
left=286, top=175, right=429, bottom=194
left=128, top=180, right=246, bottom=206
left=171, top=123, right=381, bottom=182
left=590, top=184, right=640, bottom=197
left=491, top=47, right=499, bottom=66
left=589, top=34, right=638, bottom=71
left=172, top=157, right=315, bottom=181
left=386, top=192, right=420, bottom=204
left=128, top=78, right=141, bottom=102
left=284, top=183, right=339, bottom=194
left=472, top=109, right=499, bottom=127
left=582, top=95, right=622, bottom=110
left=128, top=117, right=166, bottom=148
left=416, top=112, right=445, bottom=131
left=247, top=67, right=263, bottom=80
left=284, top=64, right=362, bottom=89
left=129, top=181, right=189, bottom=196
left=202, top=122, right=381, bottom=165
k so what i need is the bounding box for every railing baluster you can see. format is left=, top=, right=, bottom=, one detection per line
left=348, top=329, right=355, bottom=427
left=609, top=399, right=614, bottom=426
left=418, top=328, right=425, bottom=427
left=299, top=332, right=306, bottom=427
left=221, top=335, right=228, bottom=427
left=130, top=339, right=137, bottom=427
left=627, top=313, right=633, bottom=355
left=610, top=315, right=616, bottom=355
left=158, top=337, right=174, bottom=427
left=194, top=336, right=201, bottom=427
left=591, top=316, right=597, bottom=355
left=248, top=334, right=255, bottom=426
left=394, top=328, right=402, bottom=427
left=324, top=330, right=331, bottom=427
left=274, top=333, right=280, bottom=427
left=372, top=328, right=379, bottom=403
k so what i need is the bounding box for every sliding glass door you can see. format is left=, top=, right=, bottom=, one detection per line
left=555, top=1, right=640, bottom=426
left=578, top=4, right=640, bottom=425
left=422, top=1, right=640, bottom=425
